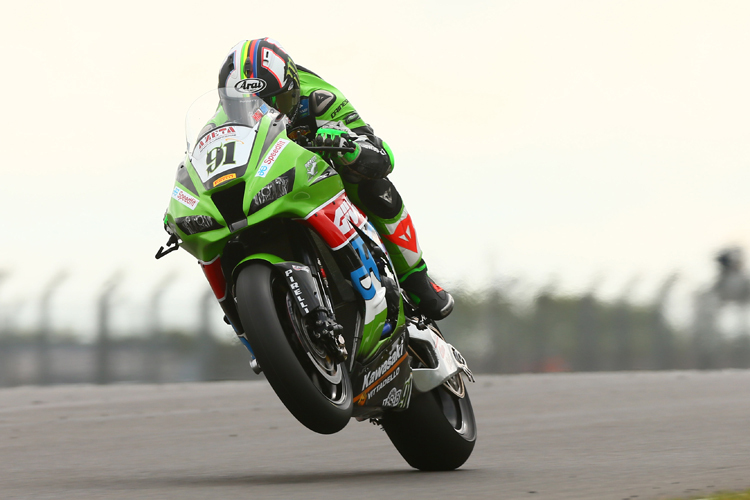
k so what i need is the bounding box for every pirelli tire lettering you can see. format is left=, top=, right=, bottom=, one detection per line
left=273, top=263, right=322, bottom=316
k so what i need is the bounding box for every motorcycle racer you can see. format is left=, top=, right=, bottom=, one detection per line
left=214, top=37, right=453, bottom=320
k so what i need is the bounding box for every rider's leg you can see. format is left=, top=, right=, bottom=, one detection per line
left=344, top=177, right=454, bottom=320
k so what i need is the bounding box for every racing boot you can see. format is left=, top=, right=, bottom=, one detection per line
left=346, top=178, right=454, bottom=320
left=399, top=260, right=454, bottom=320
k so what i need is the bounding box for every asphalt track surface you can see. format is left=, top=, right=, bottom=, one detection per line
left=2, top=371, right=750, bottom=500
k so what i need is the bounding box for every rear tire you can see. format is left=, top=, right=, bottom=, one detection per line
left=236, top=264, right=352, bottom=434
left=381, top=376, right=477, bottom=470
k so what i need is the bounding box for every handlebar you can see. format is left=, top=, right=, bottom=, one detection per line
left=305, top=145, right=357, bottom=154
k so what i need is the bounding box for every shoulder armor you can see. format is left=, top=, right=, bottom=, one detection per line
left=310, top=89, right=337, bottom=116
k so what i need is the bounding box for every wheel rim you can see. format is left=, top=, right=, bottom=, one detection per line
left=443, top=372, right=465, bottom=398
left=435, top=378, right=474, bottom=438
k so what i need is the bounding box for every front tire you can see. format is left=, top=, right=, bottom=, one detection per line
left=235, top=264, right=352, bottom=434
left=381, top=375, right=477, bottom=470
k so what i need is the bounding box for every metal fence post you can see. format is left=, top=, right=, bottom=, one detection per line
left=145, top=273, right=175, bottom=384
left=196, top=288, right=218, bottom=381
left=651, top=274, right=678, bottom=370
left=0, top=272, right=9, bottom=386
left=37, top=271, right=67, bottom=385
left=574, top=292, right=600, bottom=371
left=94, top=278, right=118, bottom=385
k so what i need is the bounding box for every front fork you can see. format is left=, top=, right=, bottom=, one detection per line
left=200, top=256, right=264, bottom=372
left=199, top=237, right=347, bottom=367
left=200, top=256, right=243, bottom=334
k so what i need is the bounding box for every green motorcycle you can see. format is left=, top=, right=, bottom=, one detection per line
left=158, top=89, right=476, bottom=470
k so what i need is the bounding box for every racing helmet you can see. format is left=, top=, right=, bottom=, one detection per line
left=218, top=38, right=301, bottom=123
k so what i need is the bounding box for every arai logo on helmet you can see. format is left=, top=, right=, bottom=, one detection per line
left=234, top=78, right=266, bottom=93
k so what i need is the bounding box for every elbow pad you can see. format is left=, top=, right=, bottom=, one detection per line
left=340, top=133, right=394, bottom=182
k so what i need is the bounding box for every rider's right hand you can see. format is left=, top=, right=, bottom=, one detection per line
left=313, top=128, right=360, bottom=165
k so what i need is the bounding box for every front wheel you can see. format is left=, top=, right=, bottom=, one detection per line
left=381, top=374, right=477, bottom=470
left=235, top=264, right=352, bottom=434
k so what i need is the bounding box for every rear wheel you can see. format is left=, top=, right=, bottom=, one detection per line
left=381, top=373, right=477, bottom=470
left=236, top=264, right=352, bottom=434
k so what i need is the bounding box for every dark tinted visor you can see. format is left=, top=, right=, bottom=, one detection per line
left=269, top=88, right=300, bottom=116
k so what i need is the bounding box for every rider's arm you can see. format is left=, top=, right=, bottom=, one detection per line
left=315, top=117, right=395, bottom=182
left=298, top=66, right=395, bottom=182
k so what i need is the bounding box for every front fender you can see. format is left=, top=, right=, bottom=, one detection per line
left=232, top=252, right=285, bottom=283
left=232, top=254, right=323, bottom=317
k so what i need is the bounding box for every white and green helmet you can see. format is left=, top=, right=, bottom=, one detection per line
left=218, top=38, right=301, bottom=123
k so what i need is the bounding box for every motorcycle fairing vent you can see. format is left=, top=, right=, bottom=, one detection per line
left=211, top=181, right=247, bottom=232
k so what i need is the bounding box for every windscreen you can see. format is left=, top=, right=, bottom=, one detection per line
left=184, top=89, right=279, bottom=154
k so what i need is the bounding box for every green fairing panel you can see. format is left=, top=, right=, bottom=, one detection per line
left=357, top=297, right=407, bottom=361
left=232, top=253, right=285, bottom=281
left=165, top=119, right=338, bottom=262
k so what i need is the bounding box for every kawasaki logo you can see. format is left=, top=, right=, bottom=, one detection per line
left=235, top=78, right=266, bottom=93
left=362, top=340, right=405, bottom=391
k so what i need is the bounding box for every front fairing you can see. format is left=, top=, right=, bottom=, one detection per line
left=165, top=90, right=337, bottom=262
left=164, top=90, right=404, bottom=366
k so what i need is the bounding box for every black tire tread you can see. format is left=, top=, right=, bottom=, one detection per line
left=235, top=264, right=352, bottom=434
left=381, top=387, right=476, bottom=470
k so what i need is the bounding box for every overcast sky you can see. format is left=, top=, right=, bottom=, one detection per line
left=3, top=0, right=750, bottom=335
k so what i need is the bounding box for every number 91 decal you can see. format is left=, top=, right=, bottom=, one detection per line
left=191, top=125, right=257, bottom=183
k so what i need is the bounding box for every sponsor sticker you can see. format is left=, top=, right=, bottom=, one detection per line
left=235, top=78, right=266, bottom=93
left=192, top=125, right=257, bottom=184
left=197, top=126, right=238, bottom=152
left=334, top=197, right=362, bottom=236
left=301, top=191, right=367, bottom=251
left=299, top=97, right=310, bottom=118
left=382, top=388, right=402, bottom=408
left=330, top=98, right=349, bottom=118
left=360, top=142, right=387, bottom=155
left=305, top=157, right=318, bottom=178
left=172, top=187, right=199, bottom=210
left=213, top=173, right=236, bottom=187
left=361, top=338, right=406, bottom=391
left=256, top=139, right=290, bottom=178
left=284, top=269, right=310, bottom=314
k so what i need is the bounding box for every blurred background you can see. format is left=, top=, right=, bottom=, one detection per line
left=2, top=0, right=750, bottom=385
left=2, top=247, right=750, bottom=385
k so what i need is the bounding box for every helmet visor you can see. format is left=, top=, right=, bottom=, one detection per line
left=269, top=88, right=300, bottom=117
left=218, top=89, right=268, bottom=125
